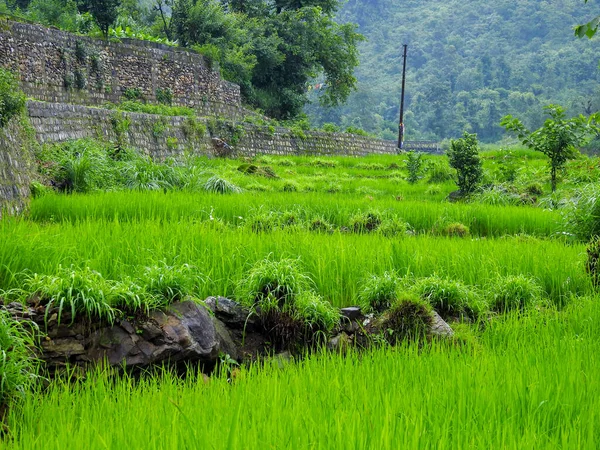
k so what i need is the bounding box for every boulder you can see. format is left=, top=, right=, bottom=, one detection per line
left=430, top=311, right=454, bottom=338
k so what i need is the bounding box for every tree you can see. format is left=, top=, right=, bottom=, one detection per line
left=79, top=0, right=121, bottom=38
left=447, top=131, right=483, bottom=195
left=501, top=105, right=598, bottom=192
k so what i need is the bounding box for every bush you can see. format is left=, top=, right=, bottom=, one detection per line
left=0, top=68, right=26, bottom=128
left=357, top=272, right=399, bottom=313
left=377, top=294, right=433, bottom=344
left=405, top=151, right=424, bottom=184
left=447, top=132, right=483, bottom=194
left=0, top=311, right=39, bottom=414
left=488, top=274, right=544, bottom=313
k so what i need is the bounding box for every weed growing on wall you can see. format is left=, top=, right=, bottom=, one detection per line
left=0, top=68, right=26, bottom=127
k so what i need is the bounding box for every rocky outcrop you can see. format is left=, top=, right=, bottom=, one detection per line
left=1, top=297, right=454, bottom=373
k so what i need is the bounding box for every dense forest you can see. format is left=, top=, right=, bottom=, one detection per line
left=307, top=0, right=600, bottom=142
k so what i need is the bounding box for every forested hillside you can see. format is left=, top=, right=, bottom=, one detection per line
left=307, top=0, right=600, bottom=142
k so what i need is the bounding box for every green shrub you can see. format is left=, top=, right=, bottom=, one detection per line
left=155, top=87, right=173, bottom=106
left=488, top=274, right=544, bottom=312
left=0, top=68, right=26, bottom=128
left=203, top=176, right=242, bottom=194
left=122, top=87, right=143, bottom=101
left=447, top=132, right=483, bottom=194
left=321, top=123, right=339, bottom=133
left=405, top=151, right=424, bottom=184
left=358, top=272, right=399, bottom=313
left=377, top=294, right=433, bottom=344
left=0, top=311, right=39, bottom=412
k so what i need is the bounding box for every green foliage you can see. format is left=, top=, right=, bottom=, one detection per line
left=83, top=0, right=120, bottom=38
left=123, top=87, right=143, bottom=101
left=425, top=159, right=454, bottom=184
left=447, top=132, right=483, bottom=195
left=138, top=262, right=202, bottom=305
left=0, top=311, right=38, bottom=411
left=413, top=276, right=483, bottom=319
left=23, top=266, right=116, bottom=324
left=405, top=151, right=423, bottom=184
left=357, top=271, right=399, bottom=313
left=109, top=100, right=195, bottom=117
left=349, top=210, right=382, bottom=233
left=182, top=117, right=207, bottom=139
left=501, top=105, right=597, bottom=192
left=236, top=257, right=313, bottom=308
left=155, top=87, right=173, bottom=105
left=0, top=68, right=26, bottom=128
left=321, top=122, right=339, bottom=133
left=562, top=183, right=600, bottom=241
left=586, top=236, right=600, bottom=289
left=152, top=117, right=168, bottom=138
left=488, top=274, right=544, bottom=313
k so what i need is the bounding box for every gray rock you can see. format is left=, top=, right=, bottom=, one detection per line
left=213, top=318, right=239, bottom=361
left=340, top=307, right=362, bottom=321
left=204, top=296, right=254, bottom=329
left=431, top=311, right=454, bottom=337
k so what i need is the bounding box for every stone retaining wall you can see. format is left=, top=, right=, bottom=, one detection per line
left=0, top=117, right=35, bottom=216
left=27, top=101, right=399, bottom=160
left=0, top=18, right=242, bottom=117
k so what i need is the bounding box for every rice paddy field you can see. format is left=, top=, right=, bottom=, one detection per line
left=2, top=147, right=600, bottom=448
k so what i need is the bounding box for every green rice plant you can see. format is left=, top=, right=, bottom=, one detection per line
left=357, top=271, right=399, bottom=313
left=203, top=176, right=242, bottom=194
left=293, top=291, right=339, bottom=332
left=413, top=275, right=479, bottom=319
left=377, top=293, right=433, bottom=344
left=138, top=262, right=202, bottom=306
left=426, top=159, right=454, bottom=183
left=244, top=209, right=279, bottom=233
left=0, top=311, right=39, bottom=414
left=473, top=185, right=521, bottom=206
left=23, top=266, right=116, bottom=324
left=488, top=274, right=544, bottom=313
left=434, top=221, right=470, bottom=237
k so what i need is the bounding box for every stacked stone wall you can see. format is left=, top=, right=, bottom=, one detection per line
left=26, top=101, right=400, bottom=160
left=0, top=117, right=35, bottom=216
left=0, top=18, right=242, bottom=117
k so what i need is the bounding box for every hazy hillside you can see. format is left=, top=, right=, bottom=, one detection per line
left=306, top=0, right=600, bottom=142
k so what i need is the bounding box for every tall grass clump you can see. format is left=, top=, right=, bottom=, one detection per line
left=0, top=311, right=38, bottom=419
left=203, top=176, right=242, bottom=194
left=357, top=272, right=399, bottom=313
left=21, top=266, right=116, bottom=324
left=138, top=262, right=203, bottom=306
left=413, top=275, right=484, bottom=319
left=488, top=274, right=544, bottom=313
left=236, top=258, right=338, bottom=348
left=586, top=236, right=600, bottom=289
left=562, top=183, right=600, bottom=241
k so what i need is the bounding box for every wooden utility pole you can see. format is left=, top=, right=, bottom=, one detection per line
left=397, top=44, right=408, bottom=151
